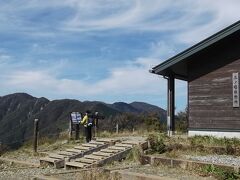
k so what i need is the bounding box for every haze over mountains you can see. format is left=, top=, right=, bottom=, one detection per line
left=0, top=93, right=166, bottom=147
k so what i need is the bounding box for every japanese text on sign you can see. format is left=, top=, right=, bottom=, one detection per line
left=71, top=112, right=82, bottom=124
left=232, top=73, right=239, bottom=107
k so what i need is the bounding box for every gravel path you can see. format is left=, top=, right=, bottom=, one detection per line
left=127, top=165, right=216, bottom=180
left=1, top=155, right=40, bottom=164
left=185, top=155, right=240, bottom=166
left=51, top=166, right=216, bottom=180
left=0, top=164, right=68, bottom=180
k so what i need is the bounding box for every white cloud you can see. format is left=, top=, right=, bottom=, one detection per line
left=1, top=0, right=239, bottom=39
left=2, top=57, right=167, bottom=97
left=1, top=56, right=187, bottom=111
left=148, top=41, right=177, bottom=59
left=59, top=0, right=240, bottom=45
left=0, top=53, right=12, bottom=65
left=176, top=0, right=240, bottom=44
left=0, top=54, right=11, bottom=61
left=0, top=0, right=238, bottom=109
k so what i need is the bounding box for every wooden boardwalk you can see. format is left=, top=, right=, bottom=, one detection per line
left=65, top=140, right=147, bottom=169
left=40, top=138, right=118, bottom=168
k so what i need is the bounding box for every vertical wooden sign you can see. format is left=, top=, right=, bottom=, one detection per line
left=232, top=73, right=239, bottom=107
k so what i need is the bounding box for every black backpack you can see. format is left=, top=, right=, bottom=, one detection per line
left=88, top=117, right=93, bottom=127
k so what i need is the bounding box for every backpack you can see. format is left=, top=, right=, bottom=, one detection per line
left=88, top=117, right=93, bottom=127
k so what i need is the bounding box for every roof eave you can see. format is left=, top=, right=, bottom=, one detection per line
left=151, top=20, right=240, bottom=75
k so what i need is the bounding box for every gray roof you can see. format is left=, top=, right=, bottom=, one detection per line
left=151, top=20, right=240, bottom=80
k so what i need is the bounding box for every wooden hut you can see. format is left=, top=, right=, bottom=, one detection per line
left=150, top=21, right=240, bottom=138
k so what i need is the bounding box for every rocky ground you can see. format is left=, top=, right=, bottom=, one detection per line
left=0, top=164, right=67, bottom=180
left=1, top=135, right=239, bottom=179
left=0, top=161, right=217, bottom=180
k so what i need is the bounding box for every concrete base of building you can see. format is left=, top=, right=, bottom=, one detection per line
left=188, top=130, right=240, bottom=138
left=167, top=130, right=174, bottom=137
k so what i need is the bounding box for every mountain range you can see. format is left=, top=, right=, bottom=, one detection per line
left=0, top=93, right=166, bottom=147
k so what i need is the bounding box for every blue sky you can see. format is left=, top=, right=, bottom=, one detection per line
left=0, top=0, right=240, bottom=111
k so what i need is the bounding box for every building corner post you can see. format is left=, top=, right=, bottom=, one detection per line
left=167, top=75, right=175, bottom=136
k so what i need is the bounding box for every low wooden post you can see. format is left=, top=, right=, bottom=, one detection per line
left=75, top=124, right=80, bottom=140
left=33, top=119, right=39, bottom=153
left=116, top=123, right=119, bottom=134
left=69, top=118, right=72, bottom=140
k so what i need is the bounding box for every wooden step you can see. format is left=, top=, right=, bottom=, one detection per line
left=90, top=141, right=105, bottom=145
left=40, top=157, right=59, bottom=163
left=84, top=155, right=105, bottom=160
left=48, top=154, right=66, bottom=159
left=115, top=143, right=133, bottom=148
left=74, top=146, right=90, bottom=150
left=65, top=148, right=83, bottom=153
left=92, top=152, right=112, bottom=157
left=40, top=157, right=65, bottom=169
left=100, top=149, right=120, bottom=153
left=82, top=143, right=98, bottom=147
left=96, top=138, right=115, bottom=143
left=75, top=158, right=97, bottom=164
left=58, top=151, right=76, bottom=156
left=108, top=146, right=127, bottom=150
left=65, top=162, right=89, bottom=168
left=122, top=141, right=141, bottom=145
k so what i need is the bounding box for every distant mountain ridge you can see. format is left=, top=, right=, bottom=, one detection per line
left=0, top=93, right=166, bottom=147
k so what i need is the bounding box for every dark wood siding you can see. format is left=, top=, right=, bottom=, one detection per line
left=188, top=34, right=240, bottom=130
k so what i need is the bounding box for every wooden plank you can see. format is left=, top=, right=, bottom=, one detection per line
left=115, top=143, right=133, bottom=148
left=121, top=141, right=141, bottom=145
left=68, top=143, right=109, bottom=161
left=92, top=152, right=112, bottom=157
left=75, top=158, right=97, bottom=164
left=100, top=149, right=120, bottom=153
left=74, top=146, right=90, bottom=150
left=188, top=55, right=240, bottom=130
left=40, top=157, right=59, bottom=163
left=58, top=151, right=75, bottom=156
left=90, top=141, right=105, bottom=145
left=96, top=138, right=115, bottom=143
left=81, top=143, right=98, bottom=147
left=65, top=149, right=83, bottom=153
left=84, top=155, right=105, bottom=160
left=95, top=148, right=132, bottom=167
left=40, top=157, right=64, bottom=169
left=108, top=146, right=127, bottom=150
left=48, top=154, right=66, bottom=159
left=65, top=162, right=89, bottom=168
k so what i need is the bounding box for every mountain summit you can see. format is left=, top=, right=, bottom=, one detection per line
left=0, top=93, right=166, bottom=147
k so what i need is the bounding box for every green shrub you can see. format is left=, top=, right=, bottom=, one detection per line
left=148, top=133, right=166, bottom=154
left=126, top=146, right=141, bottom=162
left=201, top=165, right=239, bottom=180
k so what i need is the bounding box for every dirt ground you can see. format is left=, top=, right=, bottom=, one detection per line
left=0, top=135, right=225, bottom=179
left=0, top=156, right=218, bottom=180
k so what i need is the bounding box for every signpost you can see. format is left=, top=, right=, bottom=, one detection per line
left=71, top=112, right=81, bottom=124
left=232, top=73, right=239, bottom=108
left=70, top=112, right=82, bottom=140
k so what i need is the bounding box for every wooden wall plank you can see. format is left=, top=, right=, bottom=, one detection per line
left=188, top=35, right=240, bottom=130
